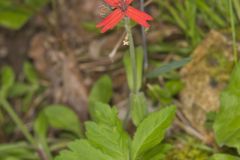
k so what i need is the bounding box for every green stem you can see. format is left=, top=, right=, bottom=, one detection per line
left=0, top=100, right=35, bottom=145
left=229, top=0, right=238, bottom=64
left=125, top=17, right=138, bottom=94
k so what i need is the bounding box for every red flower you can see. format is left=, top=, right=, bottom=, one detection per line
left=96, top=0, right=153, bottom=33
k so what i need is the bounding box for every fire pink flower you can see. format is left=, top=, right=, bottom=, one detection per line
left=96, top=0, right=153, bottom=33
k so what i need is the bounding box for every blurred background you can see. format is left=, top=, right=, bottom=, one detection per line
left=0, top=0, right=240, bottom=159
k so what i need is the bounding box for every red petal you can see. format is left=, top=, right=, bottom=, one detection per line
left=126, top=6, right=153, bottom=27
left=128, top=6, right=153, bottom=20
left=96, top=9, right=122, bottom=28
left=101, top=12, right=124, bottom=33
left=96, top=9, right=124, bottom=33
left=104, top=0, right=119, bottom=7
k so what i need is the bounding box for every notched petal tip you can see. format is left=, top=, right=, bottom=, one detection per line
left=125, top=6, right=153, bottom=28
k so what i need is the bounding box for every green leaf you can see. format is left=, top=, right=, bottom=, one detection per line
left=141, top=143, right=172, bottom=160
left=85, top=122, right=130, bottom=160
left=0, top=66, right=15, bottom=99
left=0, top=0, right=49, bottom=29
left=146, top=57, right=191, bottom=78
left=211, top=154, right=240, bottom=160
left=130, top=92, right=148, bottom=126
left=55, top=140, right=114, bottom=160
left=34, top=112, right=48, bottom=138
left=23, top=62, right=39, bottom=85
left=123, top=47, right=144, bottom=92
left=8, top=83, right=30, bottom=97
left=131, top=106, right=176, bottom=159
left=55, top=103, right=130, bottom=160
left=89, top=102, right=120, bottom=127
left=41, top=105, right=82, bottom=136
left=196, top=0, right=226, bottom=27
left=214, top=63, right=240, bottom=154
left=0, top=142, right=37, bottom=160
left=87, top=102, right=130, bottom=159
left=0, top=6, right=31, bottom=29
left=165, top=80, right=184, bottom=96
left=89, top=75, right=112, bottom=103
left=147, top=84, right=172, bottom=105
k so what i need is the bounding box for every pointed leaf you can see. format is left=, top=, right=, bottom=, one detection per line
left=85, top=122, right=130, bottom=160
left=42, top=105, right=82, bottom=136
left=23, top=62, right=39, bottom=85
left=89, top=101, right=120, bottom=127
left=55, top=140, right=113, bottom=160
left=0, top=66, right=15, bottom=99
left=146, top=57, right=191, bottom=78
left=131, top=106, right=176, bottom=159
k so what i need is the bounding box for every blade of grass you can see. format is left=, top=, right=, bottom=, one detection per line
left=229, top=0, right=238, bottom=64
left=146, top=57, right=191, bottom=78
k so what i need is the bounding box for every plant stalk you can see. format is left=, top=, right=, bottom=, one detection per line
left=0, top=100, right=35, bottom=145
left=124, top=17, right=138, bottom=94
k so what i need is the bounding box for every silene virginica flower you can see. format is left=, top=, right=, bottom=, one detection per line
left=96, top=0, right=153, bottom=33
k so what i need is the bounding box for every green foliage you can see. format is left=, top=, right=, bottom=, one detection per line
left=147, top=80, right=183, bottom=105
left=0, top=66, right=15, bottom=100
left=89, top=102, right=119, bottom=127
left=34, top=105, right=83, bottom=160
left=0, top=62, right=41, bottom=112
left=155, top=0, right=240, bottom=46
left=0, top=0, right=49, bottom=29
left=55, top=140, right=114, bottom=160
left=211, top=154, right=240, bottom=160
left=34, top=105, right=82, bottom=137
left=131, top=106, right=176, bottom=160
left=141, top=143, right=172, bottom=160
left=166, top=136, right=211, bottom=160
left=146, top=57, right=191, bottom=79
left=0, top=142, right=38, bottom=160
left=55, top=104, right=176, bottom=160
left=89, top=75, right=112, bottom=104
left=85, top=121, right=130, bottom=160
left=55, top=103, right=130, bottom=160
left=124, top=47, right=144, bottom=92
left=214, top=63, right=240, bottom=154
left=88, top=75, right=113, bottom=124
left=130, top=92, right=148, bottom=126
left=23, top=62, right=39, bottom=85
